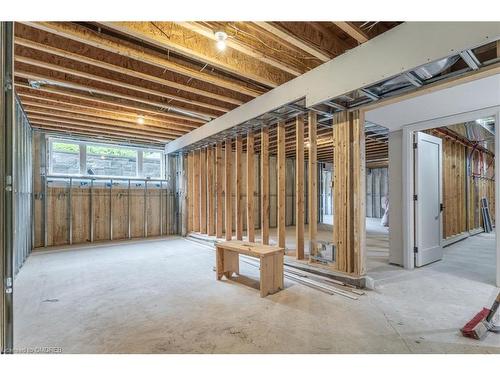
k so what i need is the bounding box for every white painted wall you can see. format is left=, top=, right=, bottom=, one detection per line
left=388, top=130, right=404, bottom=266
left=366, top=74, right=500, bottom=131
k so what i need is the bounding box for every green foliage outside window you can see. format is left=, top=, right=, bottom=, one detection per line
left=87, top=145, right=137, bottom=158
left=52, top=142, right=79, bottom=153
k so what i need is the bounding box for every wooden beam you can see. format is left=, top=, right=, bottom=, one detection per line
left=15, top=56, right=227, bottom=116
left=30, top=120, right=167, bottom=144
left=24, top=107, right=185, bottom=137
left=235, top=135, right=243, bottom=240
left=176, top=22, right=303, bottom=76
left=246, top=131, right=255, bottom=242
left=15, top=37, right=244, bottom=107
left=277, top=121, right=286, bottom=249
left=225, top=138, right=233, bottom=241
left=20, top=98, right=195, bottom=133
left=99, top=22, right=291, bottom=88
left=27, top=115, right=173, bottom=141
left=200, top=147, right=207, bottom=234
left=254, top=22, right=331, bottom=62
left=15, top=83, right=204, bottom=126
left=261, top=127, right=269, bottom=245
left=295, top=115, right=305, bottom=259
left=193, top=149, right=200, bottom=232
left=188, top=151, right=194, bottom=232
left=332, top=22, right=369, bottom=44
left=207, top=146, right=215, bottom=236
left=215, top=142, right=223, bottom=238
left=20, top=22, right=262, bottom=98
left=308, top=112, right=318, bottom=257
left=15, top=70, right=213, bottom=123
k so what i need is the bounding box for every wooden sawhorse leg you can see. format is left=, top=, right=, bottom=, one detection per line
left=216, top=247, right=239, bottom=280
left=259, top=252, right=284, bottom=297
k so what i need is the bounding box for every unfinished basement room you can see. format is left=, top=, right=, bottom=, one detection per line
left=1, top=3, right=500, bottom=367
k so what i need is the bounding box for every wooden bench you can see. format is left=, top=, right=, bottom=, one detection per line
left=216, top=241, right=284, bottom=297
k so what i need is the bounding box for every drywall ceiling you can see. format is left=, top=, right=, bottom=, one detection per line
left=365, top=74, right=500, bottom=131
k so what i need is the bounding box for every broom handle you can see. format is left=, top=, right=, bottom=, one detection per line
left=486, top=292, right=500, bottom=322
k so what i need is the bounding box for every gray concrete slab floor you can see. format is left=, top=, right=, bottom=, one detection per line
left=13, top=234, right=500, bottom=353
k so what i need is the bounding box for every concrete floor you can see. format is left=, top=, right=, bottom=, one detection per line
left=13, top=232, right=500, bottom=353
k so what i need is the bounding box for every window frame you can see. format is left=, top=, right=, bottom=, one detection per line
left=47, top=136, right=165, bottom=180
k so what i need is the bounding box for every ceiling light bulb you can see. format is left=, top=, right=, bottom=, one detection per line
left=214, top=31, right=228, bottom=51
left=137, top=115, right=145, bottom=125
left=216, top=40, right=226, bottom=51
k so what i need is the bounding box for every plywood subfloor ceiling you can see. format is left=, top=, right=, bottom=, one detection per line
left=14, top=21, right=399, bottom=146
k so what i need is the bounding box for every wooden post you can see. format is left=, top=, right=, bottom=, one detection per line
left=225, top=138, right=233, bottom=241
left=332, top=110, right=365, bottom=275
left=193, top=149, right=200, bottom=232
left=200, top=147, right=207, bottom=234
left=187, top=151, right=194, bottom=232
left=215, top=142, right=223, bottom=238
left=246, top=131, right=255, bottom=242
left=235, top=135, right=243, bottom=240
left=277, top=121, right=286, bottom=249
left=207, top=145, right=215, bottom=236
left=308, top=112, right=318, bottom=257
left=295, top=115, right=304, bottom=259
left=261, top=127, right=269, bottom=245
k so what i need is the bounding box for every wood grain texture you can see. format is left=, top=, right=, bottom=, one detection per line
left=295, top=115, right=305, bottom=259
left=225, top=138, right=233, bottom=240
left=261, top=127, right=270, bottom=245
left=277, top=121, right=286, bottom=249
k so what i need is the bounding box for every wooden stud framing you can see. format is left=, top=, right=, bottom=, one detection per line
left=207, top=145, right=215, bottom=236
left=235, top=135, right=243, bottom=240
left=295, top=115, right=305, bottom=259
left=187, top=151, right=194, bottom=232
left=332, top=110, right=365, bottom=275
left=215, top=142, right=223, bottom=238
left=277, top=121, right=286, bottom=249
left=225, top=138, right=233, bottom=241
left=261, top=127, right=270, bottom=245
left=200, top=147, right=207, bottom=234
left=193, top=149, right=200, bottom=232
left=308, top=112, right=318, bottom=257
left=246, top=131, right=255, bottom=242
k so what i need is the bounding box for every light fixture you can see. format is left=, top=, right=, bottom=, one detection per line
left=28, top=79, right=43, bottom=89
left=137, top=115, right=145, bottom=125
left=214, top=31, right=228, bottom=51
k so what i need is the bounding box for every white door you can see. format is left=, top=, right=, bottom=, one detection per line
left=414, top=132, right=443, bottom=267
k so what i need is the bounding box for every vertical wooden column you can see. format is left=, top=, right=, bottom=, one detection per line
left=295, top=115, right=305, bottom=259
left=246, top=131, right=255, bottom=242
left=187, top=151, right=194, bottom=232
left=193, top=149, right=200, bottom=232
left=200, top=147, right=207, bottom=234
left=235, top=135, right=243, bottom=240
left=215, top=142, right=223, bottom=238
left=277, top=121, right=286, bottom=249
left=308, top=112, right=318, bottom=256
left=207, top=146, right=215, bottom=236
left=225, top=138, right=233, bottom=241
left=261, top=127, right=269, bottom=245
left=332, top=110, right=365, bottom=275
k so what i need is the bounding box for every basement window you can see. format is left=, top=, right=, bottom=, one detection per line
left=86, top=144, right=138, bottom=177
left=48, top=137, right=165, bottom=179
left=50, top=141, right=80, bottom=175
left=143, top=151, right=162, bottom=178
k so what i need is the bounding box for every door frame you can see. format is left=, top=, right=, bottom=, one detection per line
left=401, top=106, right=500, bottom=286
